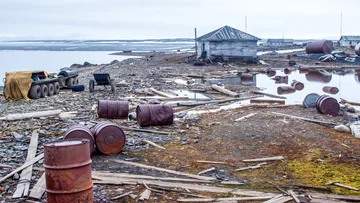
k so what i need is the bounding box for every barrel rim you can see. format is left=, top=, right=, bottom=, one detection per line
left=44, top=138, right=89, bottom=148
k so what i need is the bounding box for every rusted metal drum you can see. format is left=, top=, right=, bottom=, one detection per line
left=63, top=125, right=95, bottom=154
left=240, top=73, right=253, bottom=83
left=137, top=104, right=174, bottom=127
left=303, top=93, right=320, bottom=108
left=273, top=76, right=288, bottom=84
left=305, top=70, right=332, bottom=83
left=291, top=80, right=304, bottom=90
left=355, top=43, right=360, bottom=56
left=298, top=65, right=309, bottom=74
left=277, top=86, right=296, bottom=95
left=305, top=40, right=334, bottom=54
left=322, top=86, right=339, bottom=94
left=315, top=95, right=340, bottom=116
left=266, top=69, right=276, bottom=77
left=284, top=68, right=292, bottom=75
left=44, top=139, right=93, bottom=203
left=98, top=100, right=129, bottom=119
left=287, top=55, right=291, bottom=60
left=92, top=121, right=126, bottom=155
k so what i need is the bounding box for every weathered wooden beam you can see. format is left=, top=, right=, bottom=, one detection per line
left=28, top=173, right=46, bottom=200
left=211, top=84, right=239, bottom=97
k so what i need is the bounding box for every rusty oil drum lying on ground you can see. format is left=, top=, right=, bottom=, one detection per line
left=98, top=100, right=129, bottom=119
left=91, top=121, right=126, bottom=155
left=44, top=139, right=93, bottom=203
left=315, top=95, right=340, bottom=116
left=305, top=40, right=334, bottom=54
left=298, top=65, right=309, bottom=74
left=291, top=80, right=304, bottom=90
left=240, top=73, right=254, bottom=83
left=305, top=70, right=332, bottom=83
left=63, top=125, right=95, bottom=154
left=355, top=43, right=360, bottom=56
left=277, top=86, right=296, bottom=95
left=322, top=86, right=339, bottom=94
left=136, top=104, right=174, bottom=127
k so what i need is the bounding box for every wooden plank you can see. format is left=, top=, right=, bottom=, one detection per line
left=139, top=189, right=151, bottom=201
left=29, top=173, right=46, bottom=200
left=92, top=171, right=212, bottom=183
left=308, top=193, right=360, bottom=201
left=0, top=164, right=44, bottom=172
left=243, top=156, right=284, bottom=163
left=13, top=131, right=39, bottom=198
left=234, top=162, right=267, bottom=172
left=111, top=191, right=134, bottom=201
left=263, top=196, right=293, bottom=203
left=110, top=160, right=216, bottom=181
left=252, top=91, right=287, bottom=99
left=93, top=179, right=278, bottom=197
left=197, top=167, right=216, bottom=175
left=250, top=99, right=285, bottom=105
left=177, top=196, right=274, bottom=202
left=288, top=190, right=301, bottom=203
left=235, top=113, right=257, bottom=122
left=177, top=96, right=261, bottom=107
left=340, top=98, right=360, bottom=106
left=5, top=110, right=62, bottom=121
left=196, top=160, right=227, bottom=165
left=143, top=140, right=166, bottom=150
left=0, top=153, right=44, bottom=184
left=271, top=112, right=337, bottom=126
left=118, top=125, right=170, bottom=135
left=149, top=88, right=174, bottom=98
left=211, top=84, right=239, bottom=97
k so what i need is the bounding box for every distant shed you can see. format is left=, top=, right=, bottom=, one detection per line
left=265, top=39, right=294, bottom=47
left=196, top=25, right=260, bottom=62
left=338, top=36, right=360, bottom=47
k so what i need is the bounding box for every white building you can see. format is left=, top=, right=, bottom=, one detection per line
left=265, top=39, right=294, bottom=47
left=338, top=36, right=360, bottom=47
left=196, top=25, right=260, bottom=61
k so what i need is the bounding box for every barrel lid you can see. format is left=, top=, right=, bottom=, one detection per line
left=45, top=139, right=89, bottom=147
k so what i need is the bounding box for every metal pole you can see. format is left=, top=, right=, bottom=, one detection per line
left=245, top=16, right=247, bottom=32
left=340, top=12, right=343, bottom=36
left=194, top=28, right=198, bottom=57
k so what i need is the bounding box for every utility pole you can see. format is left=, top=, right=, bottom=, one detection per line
left=194, top=28, right=198, bottom=57
left=340, top=12, right=343, bottom=36
left=245, top=16, right=247, bottom=32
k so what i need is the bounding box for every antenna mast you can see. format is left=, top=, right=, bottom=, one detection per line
left=340, top=12, right=343, bottom=36
left=245, top=16, right=247, bottom=32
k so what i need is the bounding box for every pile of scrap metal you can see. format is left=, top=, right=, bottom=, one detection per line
left=319, top=50, right=357, bottom=63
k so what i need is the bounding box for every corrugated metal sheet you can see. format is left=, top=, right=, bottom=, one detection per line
left=197, top=25, right=260, bottom=41
left=340, top=36, right=360, bottom=41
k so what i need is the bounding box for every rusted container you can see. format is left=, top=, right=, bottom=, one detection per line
left=284, top=68, right=292, bottom=75
left=291, top=80, right=304, bottom=90
left=303, top=93, right=320, bottom=108
left=355, top=43, right=360, bottom=56
left=315, top=95, right=340, bottom=116
left=137, top=104, right=174, bottom=127
left=287, top=55, right=291, bottom=60
left=322, top=86, right=339, bottom=94
left=273, top=76, right=288, bottom=84
left=98, top=100, right=129, bottom=119
left=240, top=73, right=253, bottom=83
left=305, top=40, right=334, bottom=54
left=44, top=139, right=93, bottom=203
left=266, top=68, right=276, bottom=77
left=305, top=70, right=332, bottom=83
left=92, top=121, right=126, bottom=155
left=288, top=60, right=296, bottom=66
left=63, top=125, right=95, bottom=154
left=298, top=65, right=309, bottom=74
left=277, top=86, right=296, bottom=95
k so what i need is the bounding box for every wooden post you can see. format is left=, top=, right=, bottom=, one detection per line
left=195, top=28, right=198, bottom=57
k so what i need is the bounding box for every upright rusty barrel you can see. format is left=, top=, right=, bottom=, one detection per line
left=305, top=70, right=332, bottom=83
left=306, top=40, right=334, bottom=54
left=355, top=43, right=360, bottom=56
left=98, top=100, right=129, bottom=119
left=322, top=86, right=339, bottom=94
left=63, top=125, right=95, bottom=154
left=137, top=104, right=174, bottom=127
left=44, top=139, right=93, bottom=203
left=315, top=95, right=340, bottom=116
left=92, top=121, right=126, bottom=154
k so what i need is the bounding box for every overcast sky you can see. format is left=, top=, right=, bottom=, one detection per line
left=0, top=0, right=359, bottom=40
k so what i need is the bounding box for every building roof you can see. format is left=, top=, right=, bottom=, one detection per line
left=340, top=36, right=360, bottom=41
left=197, top=25, right=260, bottom=41
left=267, top=39, right=294, bottom=43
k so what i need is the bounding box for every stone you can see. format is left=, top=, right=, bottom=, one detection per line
left=10, top=132, right=24, bottom=141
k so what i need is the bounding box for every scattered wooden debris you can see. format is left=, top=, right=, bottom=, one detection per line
left=340, top=98, right=360, bottom=106
left=111, top=191, right=134, bottom=201
left=110, top=160, right=216, bottom=181
left=243, top=156, right=284, bottom=163
left=325, top=181, right=359, bottom=191
left=196, top=160, right=228, bottom=165
left=288, top=190, right=301, bottom=203
left=177, top=196, right=274, bottom=202
left=252, top=91, right=287, bottom=99
left=0, top=164, right=44, bottom=172
left=263, top=195, right=293, bottom=203
left=0, top=110, right=62, bottom=121
left=143, top=139, right=166, bottom=150
left=308, top=193, right=360, bottom=202
left=139, top=189, right=151, bottom=201
left=13, top=131, right=39, bottom=198
left=177, top=96, right=261, bottom=107
left=149, top=88, right=174, bottom=98
left=250, top=99, right=285, bottom=105
left=119, top=125, right=170, bottom=135
left=271, top=112, right=337, bottom=126
left=211, top=84, right=239, bottom=97
left=235, top=113, right=257, bottom=122
left=29, top=173, right=46, bottom=200
left=234, top=162, right=267, bottom=172
left=197, top=167, right=216, bottom=175
left=0, top=153, right=44, bottom=184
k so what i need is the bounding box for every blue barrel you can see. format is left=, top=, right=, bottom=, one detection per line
left=303, top=93, right=320, bottom=108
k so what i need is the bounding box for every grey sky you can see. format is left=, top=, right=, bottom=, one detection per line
left=0, top=0, right=359, bottom=40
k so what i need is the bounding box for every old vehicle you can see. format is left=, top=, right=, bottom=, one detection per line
left=4, top=70, right=79, bottom=101
left=89, top=73, right=115, bottom=93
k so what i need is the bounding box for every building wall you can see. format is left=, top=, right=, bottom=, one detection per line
left=208, top=41, right=257, bottom=58
left=196, top=41, right=210, bottom=58
left=267, top=42, right=293, bottom=47
left=339, top=40, right=360, bottom=47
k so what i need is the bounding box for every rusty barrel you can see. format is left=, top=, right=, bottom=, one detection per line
left=284, top=68, right=292, bottom=75
left=315, top=95, right=340, bottom=116
left=291, top=80, right=304, bottom=90
left=305, top=70, right=332, bottom=83
left=240, top=73, right=253, bottom=83
left=136, top=104, right=174, bottom=127
left=277, top=86, right=296, bottom=95
left=44, top=139, right=93, bottom=203
left=63, top=125, right=95, bottom=154
left=303, top=93, right=320, bottom=108
left=98, top=100, right=129, bottom=119
left=92, top=121, right=126, bottom=155
left=355, top=43, right=360, bottom=56
left=322, top=86, right=339, bottom=94
left=266, top=68, right=276, bottom=77
left=305, top=40, right=334, bottom=54
left=298, top=65, right=309, bottom=74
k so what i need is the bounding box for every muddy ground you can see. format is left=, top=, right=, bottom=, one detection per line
left=0, top=49, right=360, bottom=203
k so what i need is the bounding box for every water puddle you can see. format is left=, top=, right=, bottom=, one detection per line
left=196, top=77, right=256, bottom=86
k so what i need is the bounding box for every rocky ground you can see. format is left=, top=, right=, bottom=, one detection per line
left=0, top=49, right=360, bottom=203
